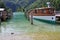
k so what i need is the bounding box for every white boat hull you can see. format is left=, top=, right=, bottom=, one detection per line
left=29, top=16, right=56, bottom=21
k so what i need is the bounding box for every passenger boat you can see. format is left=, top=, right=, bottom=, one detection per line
left=28, top=7, right=56, bottom=23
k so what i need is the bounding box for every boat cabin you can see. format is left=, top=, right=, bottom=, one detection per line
left=28, top=7, right=55, bottom=16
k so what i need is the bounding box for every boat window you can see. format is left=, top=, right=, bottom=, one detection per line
left=42, top=9, right=45, bottom=14
left=49, top=9, right=54, bottom=14
left=35, top=9, right=37, bottom=14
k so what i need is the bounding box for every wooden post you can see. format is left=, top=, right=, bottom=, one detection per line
left=27, top=13, right=30, bottom=21
left=0, top=17, right=1, bottom=25
left=30, top=13, right=33, bottom=25
left=0, top=12, right=2, bottom=25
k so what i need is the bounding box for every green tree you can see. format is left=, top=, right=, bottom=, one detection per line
left=25, top=0, right=60, bottom=11
left=0, top=1, right=6, bottom=8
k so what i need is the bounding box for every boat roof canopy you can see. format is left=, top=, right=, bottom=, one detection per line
left=0, top=8, right=5, bottom=11
left=35, top=7, right=54, bottom=10
left=56, top=14, right=60, bottom=16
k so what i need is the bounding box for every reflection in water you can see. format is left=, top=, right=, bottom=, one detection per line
left=0, top=26, right=1, bottom=33
left=0, top=22, right=12, bottom=33
left=0, top=12, right=26, bottom=34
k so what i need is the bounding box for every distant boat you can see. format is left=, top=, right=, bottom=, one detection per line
left=0, top=8, right=4, bottom=11
left=0, top=8, right=13, bottom=21
left=0, top=8, right=5, bottom=22
left=55, top=11, right=60, bottom=23
left=0, top=8, right=5, bottom=17
left=0, top=8, right=8, bottom=21
left=28, top=7, right=56, bottom=22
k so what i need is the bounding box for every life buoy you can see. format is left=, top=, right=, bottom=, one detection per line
left=52, top=17, right=54, bottom=20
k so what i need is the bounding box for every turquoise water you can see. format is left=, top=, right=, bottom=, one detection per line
left=0, top=12, right=60, bottom=34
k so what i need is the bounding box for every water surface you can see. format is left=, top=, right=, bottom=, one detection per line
left=0, top=12, right=60, bottom=40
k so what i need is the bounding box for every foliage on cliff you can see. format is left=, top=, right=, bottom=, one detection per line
left=0, top=0, right=60, bottom=12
